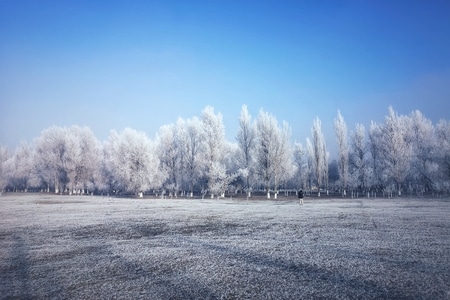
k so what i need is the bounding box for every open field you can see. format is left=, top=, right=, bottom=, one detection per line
left=1, top=194, right=449, bottom=299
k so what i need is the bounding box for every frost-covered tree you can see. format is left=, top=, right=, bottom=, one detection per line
left=92, top=144, right=109, bottom=194
left=208, top=143, right=239, bottom=199
left=379, top=107, right=413, bottom=196
left=328, top=159, right=340, bottom=186
left=104, top=128, right=165, bottom=196
left=409, top=110, right=438, bottom=193
left=8, top=142, right=39, bottom=192
left=201, top=106, right=227, bottom=198
left=156, top=123, right=182, bottom=197
left=99, top=144, right=118, bottom=195
left=63, top=130, right=81, bottom=194
left=255, top=110, right=293, bottom=198
left=236, top=104, right=256, bottom=195
left=5, top=105, right=449, bottom=198
left=272, top=121, right=293, bottom=197
left=435, top=119, right=450, bottom=191
left=0, top=146, right=11, bottom=192
left=349, top=124, right=370, bottom=194
left=177, top=117, right=205, bottom=196
left=34, top=126, right=70, bottom=193
left=293, top=142, right=307, bottom=191
left=64, top=126, right=101, bottom=195
left=255, top=110, right=278, bottom=198
left=369, top=122, right=384, bottom=190
left=222, top=142, right=240, bottom=195
left=311, top=117, right=326, bottom=196
left=334, top=110, right=349, bottom=195
left=202, top=106, right=225, bottom=169
left=79, top=128, right=103, bottom=193
left=323, top=148, right=330, bottom=195
left=305, top=138, right=315, bottom=193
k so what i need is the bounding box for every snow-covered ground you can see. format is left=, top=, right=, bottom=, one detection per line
left=1, top=194, right=449, bottom=299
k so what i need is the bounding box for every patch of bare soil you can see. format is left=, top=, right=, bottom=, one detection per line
left=0, top=194, right=449, bottom=299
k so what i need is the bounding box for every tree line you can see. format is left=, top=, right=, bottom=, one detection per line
left=1, top=105, right=449, bottom=198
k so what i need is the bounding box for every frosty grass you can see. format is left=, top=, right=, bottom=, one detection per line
left=1, top=194, right=449, bottom=299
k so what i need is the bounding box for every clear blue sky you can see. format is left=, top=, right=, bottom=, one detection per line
left=1, top=0, right=450, bottom=157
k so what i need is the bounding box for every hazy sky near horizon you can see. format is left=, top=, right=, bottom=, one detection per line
left=1, top=0, right=450, bottom=156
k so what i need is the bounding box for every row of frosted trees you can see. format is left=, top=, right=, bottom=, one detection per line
left=1, top=105, right=449, bottom=198
left=334, top=107, right=450, bottom=197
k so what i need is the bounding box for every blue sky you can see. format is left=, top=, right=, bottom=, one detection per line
left=1, top=0, right=450, bottom=156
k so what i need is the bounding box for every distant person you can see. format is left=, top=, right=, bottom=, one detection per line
left=298, top=189, right=304, bottom=205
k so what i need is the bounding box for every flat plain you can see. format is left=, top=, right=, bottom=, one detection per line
left=1, top=193, right=449, bottom=299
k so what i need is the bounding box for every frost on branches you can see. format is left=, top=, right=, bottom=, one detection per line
left=104, top=128, right=165, bottom=196
left=1, top=105, right=450, bottom=197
